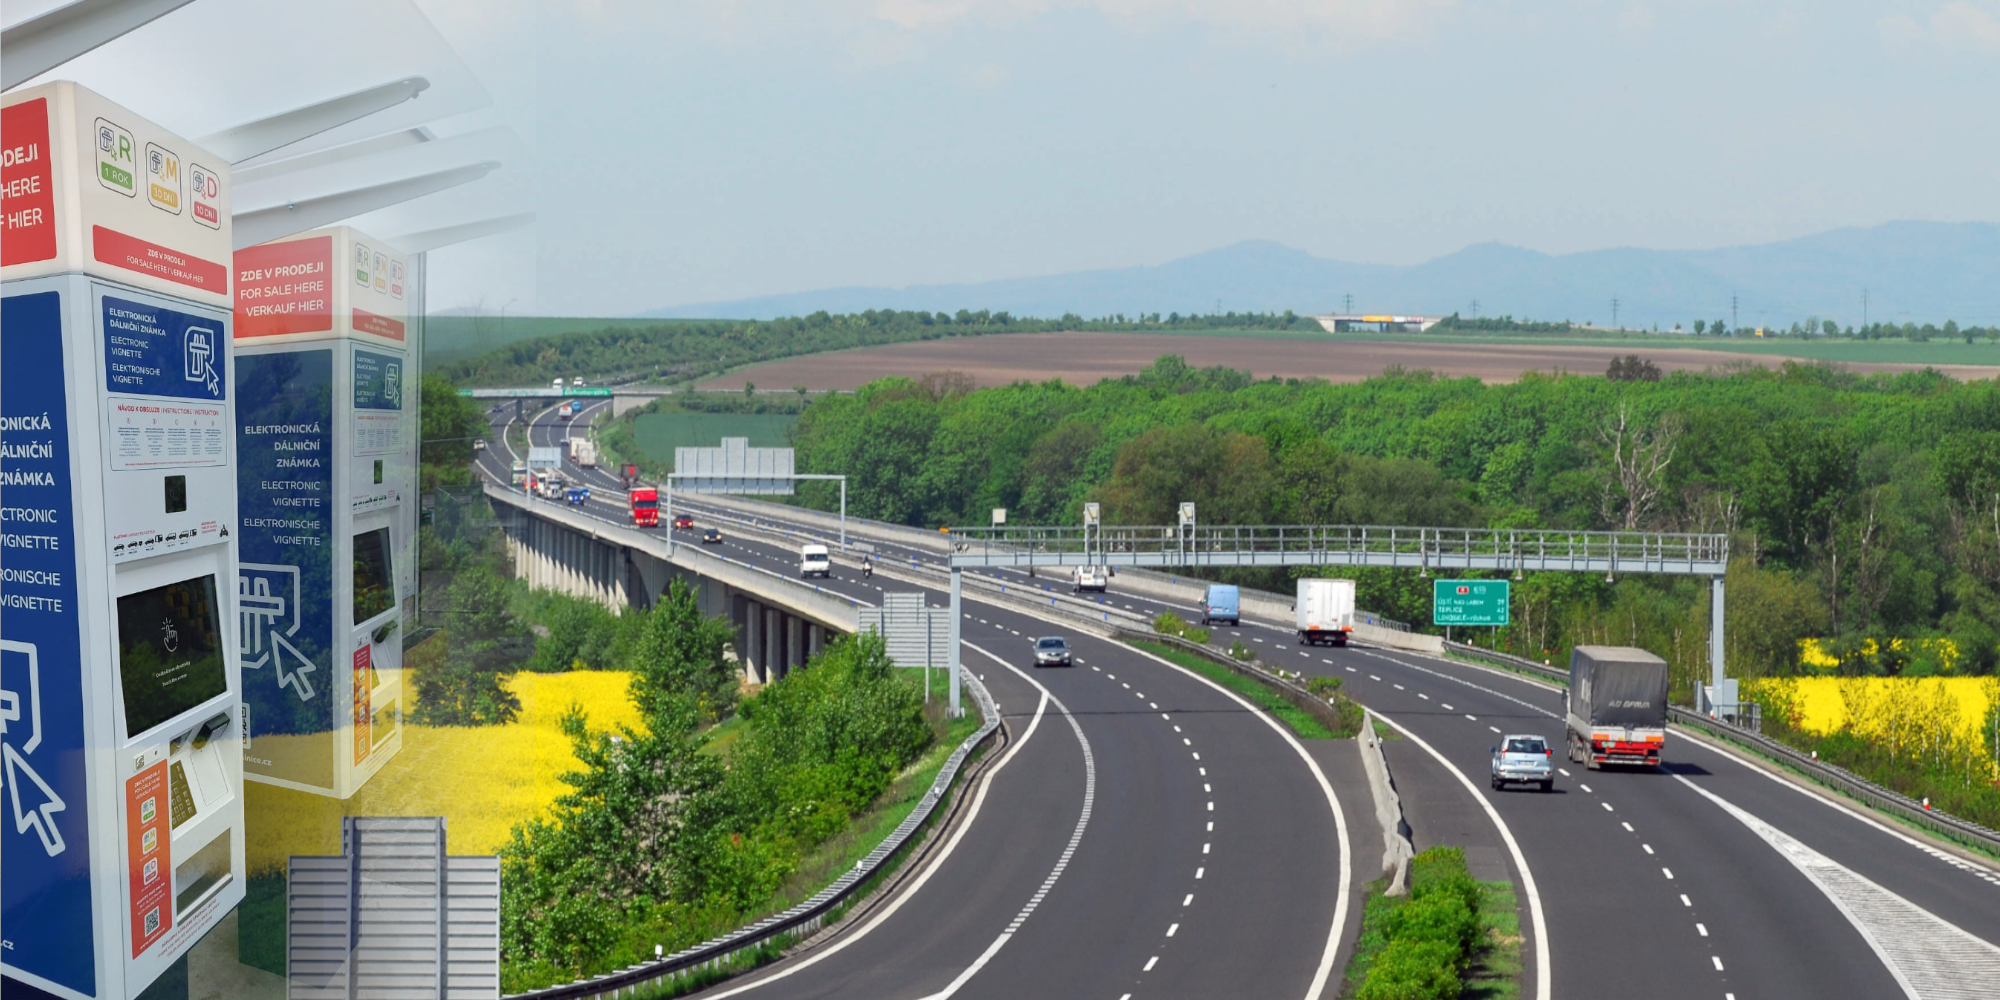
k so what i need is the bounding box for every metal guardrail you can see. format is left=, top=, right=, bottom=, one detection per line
left=946, top=524, right=1729, bottom=575
left=1441, top=642, right=2000, bottom=856
left=502, top=672, right=1002, bottom=1000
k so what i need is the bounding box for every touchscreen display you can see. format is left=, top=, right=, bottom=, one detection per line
left=118, top=575, right=228, bottom=739
left=352, top=527, right=395, bottom=625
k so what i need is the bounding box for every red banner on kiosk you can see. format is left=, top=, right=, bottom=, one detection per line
left=353, top=644, right=373, bottom=765
left=1, top=98, right=58, bottom=266
left=235, top=235, right=334, bottom=339
left=125, top=763, right=173, bottom=956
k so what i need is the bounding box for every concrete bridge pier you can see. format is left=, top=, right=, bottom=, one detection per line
left=494, top=488, right=858, bottom=687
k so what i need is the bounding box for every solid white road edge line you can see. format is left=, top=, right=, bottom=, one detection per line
left=698, top=681, right=1054, bottom=999
left=1120, top=644, right=1351, bottom=1000
left=917, top=641, right=1096, bottom=1000
left=1368, top=711, right=1551, bottom=1000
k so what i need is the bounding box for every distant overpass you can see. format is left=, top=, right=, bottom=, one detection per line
left=1313, top=313, right=1442, bottom=333
left=460, top=384, right=673, bottom=415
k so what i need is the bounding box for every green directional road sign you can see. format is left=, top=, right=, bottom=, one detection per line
left=1433, top=579, right=1510, bottom=626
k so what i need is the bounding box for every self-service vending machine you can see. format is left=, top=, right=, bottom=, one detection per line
left=233, top=227, right=414, bottom=799
left=1, top=82, right=245, bottom=1000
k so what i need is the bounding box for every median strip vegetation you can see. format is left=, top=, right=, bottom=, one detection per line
left=1129, top=638, right=1358, bottom=739
left=1342, top=846, right=1521, bottom=1000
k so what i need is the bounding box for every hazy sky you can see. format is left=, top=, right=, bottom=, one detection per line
left=13, top=1, right=1998, bottom=318
left=498, top=0, right=2000, bottom=317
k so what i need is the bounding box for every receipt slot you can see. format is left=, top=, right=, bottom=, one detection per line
left=233, top=227, right=415, bottom=798
left=1, top=82, right=244, bottom=999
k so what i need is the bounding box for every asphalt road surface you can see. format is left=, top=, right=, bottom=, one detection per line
left=483, top=398, right=2000, bottom=1000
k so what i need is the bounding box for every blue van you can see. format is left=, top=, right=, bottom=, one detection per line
left=1201, top=584, right=1241, bottom=627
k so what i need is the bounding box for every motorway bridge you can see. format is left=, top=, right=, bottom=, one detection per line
left=478, top=397, right=2000, bottom=1000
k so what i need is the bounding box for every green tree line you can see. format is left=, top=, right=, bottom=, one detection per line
left=787, top=355, right=2000, bottom=691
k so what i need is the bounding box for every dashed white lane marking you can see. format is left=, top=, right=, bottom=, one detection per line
left=1394, top=684, right=1406, bottom=690
left=1675, top=773, right=2000, bottom=999
left=1602, top=802, right=1615, bottom=812
left=1681, top=894, right=1692, bottom=907
left=1442, top=704, right=1453, bottom=711
left=1622, top=822, right=1634, bottom=832
left=1143, top=956, right=1159, bottom=972
left=1559, top=768, right=1571, bottom=777
left=1149, top=702, right=1158, bottom=709
left=1183, top=894, right=1193, bottom=906
left=1122, top=682, right=1131, bottom=689
left=1711, top=956, right=1725, bottom=971
left=1663, top=868, right=1674, bottom=879
left=1346, top=666, right=1357, bottom=673
left=1167, top=923, right=1179, bottom=937
left=1489, top=726, right=1502, bottom=733
left=917, top=644, right=1098, bottom=1000
left=1464, top=714, right=1478, bottom=721
left=1203, top=784, right=1211, bottom=793
left=1369, top=674, right=1381, bottom=681
left=1203, top=843, right=1210, bottom=854
left=1643, top=844, right=1655, bottom=854
left=1579, top=784, right=1593, bottom=794
left=1697, top=923, right=1708, bottom=936
left=1195, top=867, right=1205, bottom=879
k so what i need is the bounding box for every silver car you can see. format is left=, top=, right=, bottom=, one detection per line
left=1033, top=637, right=1073, bottom=668
left=1490, top=734, right=1555, bottom=792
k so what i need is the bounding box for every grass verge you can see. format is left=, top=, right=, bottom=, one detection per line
left=1464, top=879, right=1522, bottom=1000
left=1129, top=639, right=1342, bottom=738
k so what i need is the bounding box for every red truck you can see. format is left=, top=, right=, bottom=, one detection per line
left=628, top=487, right=659, bottom=527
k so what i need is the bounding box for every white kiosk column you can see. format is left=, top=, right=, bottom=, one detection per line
left=232, top=227, right=415, bottom=799
left=2, top=82, right=246, bottom=1000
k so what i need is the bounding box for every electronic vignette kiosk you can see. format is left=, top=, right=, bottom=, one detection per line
left=2, top=82, right=246, bottom=1000
left=234, top=226, right=414, bottom=800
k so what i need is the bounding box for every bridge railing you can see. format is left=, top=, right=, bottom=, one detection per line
left=946, top=524, right=1729, bottom=575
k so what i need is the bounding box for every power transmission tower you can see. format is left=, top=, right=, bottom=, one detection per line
left=1470, top=298, right=1480, bottom=319
left=1612, top=296, right=1620, bottom=330
left=1862, top=288, right=1869, bottom=329
left=1344, top=293, right=1353, bottom=313
left=1731, top=294, right=1738, bottom=331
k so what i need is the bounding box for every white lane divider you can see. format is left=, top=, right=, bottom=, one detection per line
left=1368, top=711, right=1551, bottom=1000
left=919, top=643, right=1098, bottom=1000
left=1674, top=774, right=2000, bottom=999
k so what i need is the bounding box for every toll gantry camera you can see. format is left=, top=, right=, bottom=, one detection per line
left=2, top=82, right=245, bottom=1000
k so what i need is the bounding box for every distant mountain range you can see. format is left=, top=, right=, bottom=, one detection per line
left=642, top=221, right=2000, bottom=329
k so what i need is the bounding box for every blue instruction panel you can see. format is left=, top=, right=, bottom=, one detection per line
left=101, top=293, right=226, bottom=401
left=236, top=349, right=338, bottom=789
left=1, top=289, right=98, bottom=995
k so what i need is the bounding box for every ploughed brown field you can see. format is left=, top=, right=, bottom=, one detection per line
left=696, top=332, right=2000, bottom=390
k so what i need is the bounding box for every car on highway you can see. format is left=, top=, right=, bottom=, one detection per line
left=1032, top=636, right=1073, bottom=667
left=1490, top=734, right=1555, bottom=792
left=673, top=514, right=694, bottom=530
left=702, top=527, right=723, bottom=544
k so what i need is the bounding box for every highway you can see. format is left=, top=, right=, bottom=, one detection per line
left=485, top=399, right=2000, bottom=999
left=483, top=401, right=1362, bottom=999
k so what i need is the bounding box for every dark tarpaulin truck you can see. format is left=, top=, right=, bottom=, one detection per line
left=1565, top=645, right=1670, bottom=770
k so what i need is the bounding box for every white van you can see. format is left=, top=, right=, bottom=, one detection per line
left=800, top=544, right=832, bottom=579
left=1073, top=565, right=1109, bottom=593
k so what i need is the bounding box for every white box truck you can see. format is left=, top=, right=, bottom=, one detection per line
left=569, top=437, right=598, bottom=468
left=1296, top=578, right=1357, bottom=646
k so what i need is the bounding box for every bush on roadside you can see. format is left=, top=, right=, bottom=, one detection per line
left=1229, top=639, right=1255, bottom=661
left=1153, top=611, right=1186, bottom=635
left=1351, top=846, right=1483, bottom=1000
left=1357, top=938, right=1462, bottom=1000
left=1183, top=626, right=1211, bottom=644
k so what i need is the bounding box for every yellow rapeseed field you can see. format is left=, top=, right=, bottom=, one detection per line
left=1746, top=676, right=2000, bottom=781
left=244, top=669, right=643, bottom=874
